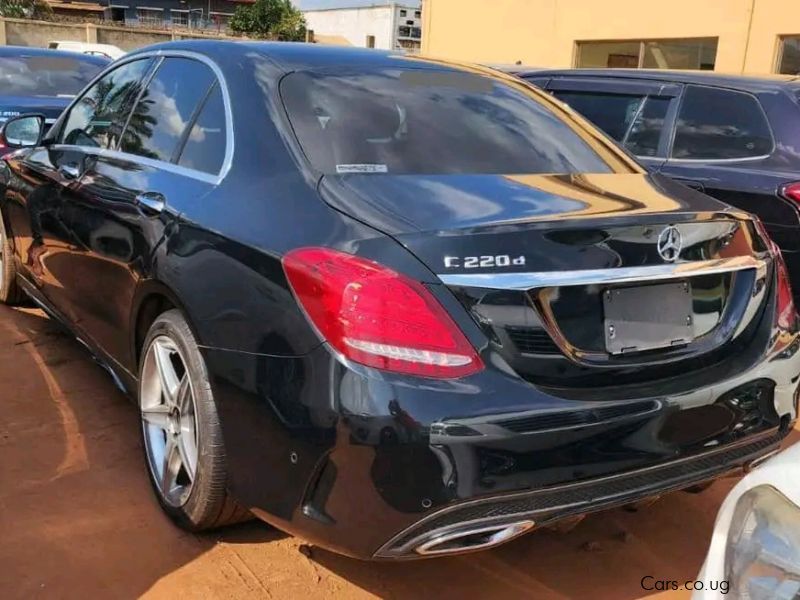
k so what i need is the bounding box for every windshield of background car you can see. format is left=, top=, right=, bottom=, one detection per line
left=280, top=67, right=629, bottom=175
left=0, top=55, right=106, bottom=97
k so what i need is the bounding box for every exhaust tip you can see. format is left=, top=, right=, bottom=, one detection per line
left=415, top=520, right=535, bottom=556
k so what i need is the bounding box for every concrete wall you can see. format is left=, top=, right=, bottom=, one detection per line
left=304, top=5, right=394, bottom=49
left=0, top=17, right=238, bottom=52
left=422, top=0, right=800, bottom=74
left=4, top=19, right=87, bottom=48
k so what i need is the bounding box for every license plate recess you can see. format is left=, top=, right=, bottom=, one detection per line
left=603, top=281, right=693, bottom=354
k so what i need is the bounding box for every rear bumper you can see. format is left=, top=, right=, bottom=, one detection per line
left=375, top=430, right=785, bottom=558
left=204, top=329, right=800, bottom=560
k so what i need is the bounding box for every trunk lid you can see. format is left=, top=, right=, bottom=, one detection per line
left=319, top=172, right=772, bottom=390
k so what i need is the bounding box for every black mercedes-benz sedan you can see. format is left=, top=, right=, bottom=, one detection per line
left=0, top=41, right=797, bottom=560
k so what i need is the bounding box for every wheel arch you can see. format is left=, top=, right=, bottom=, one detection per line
left=129, top=279, right=202, bottom=373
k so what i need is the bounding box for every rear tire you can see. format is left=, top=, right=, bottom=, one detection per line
left=139, top=309, right=251, bottom=530
left=0, top=210, right=25, bottom=305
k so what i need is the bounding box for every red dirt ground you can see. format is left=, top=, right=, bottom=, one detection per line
left=1, top=305, right=796, bottom=599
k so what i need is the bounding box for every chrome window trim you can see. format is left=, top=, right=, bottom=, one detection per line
left=664, top=154, right=772, bottom=165
left=54, top=48, right=234, bottom=185
left=437, top=256, right=765, bottom=290
left=47, top=144, right=222, bottom=185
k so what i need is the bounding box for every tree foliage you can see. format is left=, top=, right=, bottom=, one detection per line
left=229, top=0, right=306, bottom=41
left=0, top=0, right=52, bottom=19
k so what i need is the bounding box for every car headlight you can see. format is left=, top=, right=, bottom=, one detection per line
left=726, top=485, right=800, bottom=599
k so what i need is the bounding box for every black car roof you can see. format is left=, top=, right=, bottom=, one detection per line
left=0, top=44, right=110, bottom=66
left=518, top=68, right=800, bottom=92
left=126, top=40, right=504, bottom=74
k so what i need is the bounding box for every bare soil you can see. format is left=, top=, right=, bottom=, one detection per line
left=1, top=306, right=795, bottom=599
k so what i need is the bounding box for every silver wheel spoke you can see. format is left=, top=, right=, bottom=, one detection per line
left=141, top=404, right=170, bottom=430
left=153, top=340, right=181, bottom=406
left=177, top=427, right=197, bottom=481
left=161, top=434, right=181, bottom=496
left=177, top=374, right=191, bottom=413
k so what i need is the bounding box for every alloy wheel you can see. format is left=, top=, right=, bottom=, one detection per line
left=140, top=336, right=199, bottom=507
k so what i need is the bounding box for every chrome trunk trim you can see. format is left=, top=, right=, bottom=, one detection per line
left=437, top=255, right=765, bottom=290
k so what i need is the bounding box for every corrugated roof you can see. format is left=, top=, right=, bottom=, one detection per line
left=296, top=0, right=420, bottom=11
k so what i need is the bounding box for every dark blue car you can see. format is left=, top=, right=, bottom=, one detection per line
left=0, top=46, right=109, bottom=149
left=0, top=43, right=796, bottom=560
left=519, top=69, right=800, bottom=301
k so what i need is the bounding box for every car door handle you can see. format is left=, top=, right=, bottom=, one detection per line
left=59, top=164, right=82, bottom=180
left=135, top=192, right=166, bottom=216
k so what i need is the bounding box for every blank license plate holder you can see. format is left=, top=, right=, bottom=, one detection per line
left=603, top=281, right=693, bottom=355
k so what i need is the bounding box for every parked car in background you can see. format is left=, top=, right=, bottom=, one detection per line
left=518, top=69, right=800, bottom=302
left=0, top=46, right=109, bottom=153
left=695, top=441, right=800, bottom=599
left=48, top=41, right=126, bottom=61
left=0, top=42, right=797, bottom=560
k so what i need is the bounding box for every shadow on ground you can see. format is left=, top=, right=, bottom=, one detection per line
left=0, top=305, right=796, bottom=599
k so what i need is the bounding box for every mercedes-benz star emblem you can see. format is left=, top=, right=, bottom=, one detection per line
left=657, top=226, right=682, bottom=262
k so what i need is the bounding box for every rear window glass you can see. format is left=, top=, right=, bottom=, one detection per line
left=553, top=91, right=644, bottom=141
left=0, top=55, right=106, bottom=97
left=672, top=85, right=773, bottom=159
left=280, top=69, right=617, bottom=175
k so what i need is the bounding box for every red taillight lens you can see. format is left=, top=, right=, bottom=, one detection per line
left=781, top=182, right=800, bottom=205
left=282, top=247, right=483, bottom=378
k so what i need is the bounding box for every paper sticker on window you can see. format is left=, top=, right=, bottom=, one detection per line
left=336, top=164, right=388, bottom=174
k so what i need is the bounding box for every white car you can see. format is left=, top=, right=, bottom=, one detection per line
left=695, top=441, right=800, bottom=599
left=47, top=41, right=126, bottom=60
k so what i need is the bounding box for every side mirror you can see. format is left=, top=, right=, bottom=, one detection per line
left=1, top=114, right=45, bottom=149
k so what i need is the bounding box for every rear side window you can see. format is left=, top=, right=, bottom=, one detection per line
left=672, top=86, right=773, bottom=159
left=60, top=58, right=152, bottom=148
left=553, top=91, right=644, bottom=142
left=624, top=96, right=671, bottom=157
left=177, top=83, right=226, bottom=174
left=121, top=57, right=216, bottom=162
left=280, top=68, right=622, bottom=176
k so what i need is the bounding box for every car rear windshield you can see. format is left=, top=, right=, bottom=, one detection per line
left=280, top=68, right=619, bottom=175
left=0, top=54, right=105, bottom=97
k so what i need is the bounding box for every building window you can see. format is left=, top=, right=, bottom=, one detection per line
left=137, top=7, right=163, bottom=27
left=400, top=9, right=406, bottom=16
left=170, top=10, right=188, bottom=27
left=110, top=4, right=126, bottom=21
left=209, top=12, right=233, bottom=28
left=576, top=38, right=717, bottom=70
left=415, top=10, right=421, bottom=18
left=778, top=36, right=800, bottom=75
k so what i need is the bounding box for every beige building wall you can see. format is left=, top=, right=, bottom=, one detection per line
left=422, top=0, right=800, bottom=74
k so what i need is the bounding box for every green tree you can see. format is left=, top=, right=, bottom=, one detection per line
left=0, top=0, right=52, bottom=19
left=229, top=0, right=306, bottom=41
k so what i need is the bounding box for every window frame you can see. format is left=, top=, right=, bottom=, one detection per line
left=545, top=77, right=681, bottom=159
left=48, top=49, right=234, bottom=185
left=136, top=7, right=164, bottom=27
left=54, top=57, right=156, bottom=152
left=170, top=9, right=189, bottom=26
left=574, top=37, right=719, bottom=70
left=775, top=35, right=800, bottom=75
left=666, top=84, right=776, bottom=163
